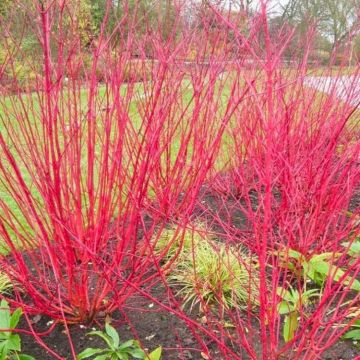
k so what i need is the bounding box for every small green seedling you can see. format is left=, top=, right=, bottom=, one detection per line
left=0, top=273, right=12, bottom=295
left=342, top=319, right=360, bottom=341
left=0, top=299, right=35, bottom=360
left=153, top=223, right=207, bottom=263
left=277, top=286, right=320, bottom=342
left=169, top=240, right=260, bottom=311
left=274, top=248, right=360, bottom=291
left=341, top=241, right=360, bottom=264
left=77, top=323, right=162, bottom=360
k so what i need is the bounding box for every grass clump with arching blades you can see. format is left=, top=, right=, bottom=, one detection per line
left=168, top=237, right=260, bottom=311
left=0, top=272, right=12, bottom=295
left=153, top=223, right=207, bottom=263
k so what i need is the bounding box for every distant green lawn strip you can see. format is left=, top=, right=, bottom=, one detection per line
left=0, top=78, right=233, bottom=251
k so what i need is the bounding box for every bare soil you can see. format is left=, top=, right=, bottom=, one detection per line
left=18, top=181, right=360, bottom=359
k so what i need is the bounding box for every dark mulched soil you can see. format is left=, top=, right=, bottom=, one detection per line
left=18, top=181, right=360, bottom=359
left=19, top=284, right=360, bottom=360
left=20, top=284, right=206, bottom=360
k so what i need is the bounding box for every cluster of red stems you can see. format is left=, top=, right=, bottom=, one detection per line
left=0, top=1, right=359, bottom=359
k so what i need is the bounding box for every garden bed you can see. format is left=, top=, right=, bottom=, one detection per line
left=19, top=284, right=359, bottom=359
left=17, top=180, right=360, bottom=359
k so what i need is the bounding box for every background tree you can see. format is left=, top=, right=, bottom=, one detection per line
left=280, top=0, right=360, bottom=49
left=276, top=0, right=360, bottom=64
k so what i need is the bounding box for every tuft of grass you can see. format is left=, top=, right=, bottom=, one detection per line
left=153, top=222, right=208, bottom=263
left=168, top=239, right=260, bottom=311
left=0, top=272, right=12, bottom=294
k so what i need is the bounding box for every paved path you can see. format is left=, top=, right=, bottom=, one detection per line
left=304, top=76, right=360, bottom=107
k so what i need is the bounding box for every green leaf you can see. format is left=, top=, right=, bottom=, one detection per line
left=307, top=261, right=327, bottom=285
left=287, top=249, right=303, bottom=260
left=302, top=289, right=320, bottom=302
left=118, top=340, right=135, bottom=350
left=302, top=261, right=311, bottom=278
left=342, top=242, right=360, bottom=256
left=349, top=242, right=360, bottom=255
left=93, top=354, right=112, bottom=360
left=10, top=308, right=23, bottom=329
left=147, top=346, right=162, bottom=360
left=105, top=324, right=120, bottom=349
left=6, top=334, right=21, bottom=351
left=309, top=260, right=329, bottom=275
left=0, top=300, right=10, bottom=332
left=18, top=355, right=36, bottom=360
left=283, top=313, right=298, bottom=343
left=128, top=348, right=145, bottom=359
left=77, top=347, right=106, bottom=359
left=276, top=287, right=293, bottom=302
left=116, top=351, right=128, bottom=360
left=342, top=329, right=360, bottom=340
left=87, top=331, right=114, bottom=349
left=311, top=252, right=341, bottom=262
left=313, top=261, right=360, bottom=291
left=278, top=301, right=292, bottom=315
left=222, top=321, right=235, bottom=329
left=0, top=350, right=7, bottom=360
left=341, top=276, right=360, bottom=292
left=282, top=262, right=295, bottom=271
left=272, top=249, right=302, bottom=268
left=0, top=341, right=9, bottom=360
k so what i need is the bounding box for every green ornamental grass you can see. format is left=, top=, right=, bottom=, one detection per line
left=168, top=238, right=260, bottom=311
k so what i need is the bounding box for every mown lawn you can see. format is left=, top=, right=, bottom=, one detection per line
left=0, top=71, right=358, bottom=249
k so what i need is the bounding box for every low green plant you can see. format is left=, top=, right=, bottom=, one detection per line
left=277, top=286, right=320, bottom=342
left=341, top=211, right=360, bottom=264
left=168, top=240, right=260, bottom=311
left=153, top=223, right=207, bottom=262
left=0, top=274, right=12, bottom=295
left=77, top=323, right=162, bottom=360
left=0, top=299, right=35, bottom=360
left=342, top=319, right=360, bottom=341
left=341, top=240, right=360, bottom=263
left=274, top=248, right=360, bottom=291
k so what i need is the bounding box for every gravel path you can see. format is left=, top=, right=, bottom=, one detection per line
left=304, top=76, right=360, bottom=107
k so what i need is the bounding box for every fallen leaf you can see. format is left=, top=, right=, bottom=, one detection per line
left=145, top=334, right=156, bottom=341
left=30, top=315, right=42, bottom=324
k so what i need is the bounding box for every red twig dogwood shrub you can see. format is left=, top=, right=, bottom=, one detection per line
left=185, top=3, right=360, bottom=359
left=0, top=0, right=244, bottom=324
left=0, top=0, right=359, bottom=359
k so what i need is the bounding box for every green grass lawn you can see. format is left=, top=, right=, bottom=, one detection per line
left=0, top=77, right=225, bottom=249
left=1, top=71, right=358, bottom=252
left=0, top=82, right=144, bottom=249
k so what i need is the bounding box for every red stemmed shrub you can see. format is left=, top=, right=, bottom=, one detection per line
left=0, top=1, right=359, bottom=359
left=188, top=4, right=360, bottom=359
left=0, top=0, right=243, bottom=324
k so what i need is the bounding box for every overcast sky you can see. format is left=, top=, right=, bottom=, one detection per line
left=225, top=0, right=288, bottom=13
